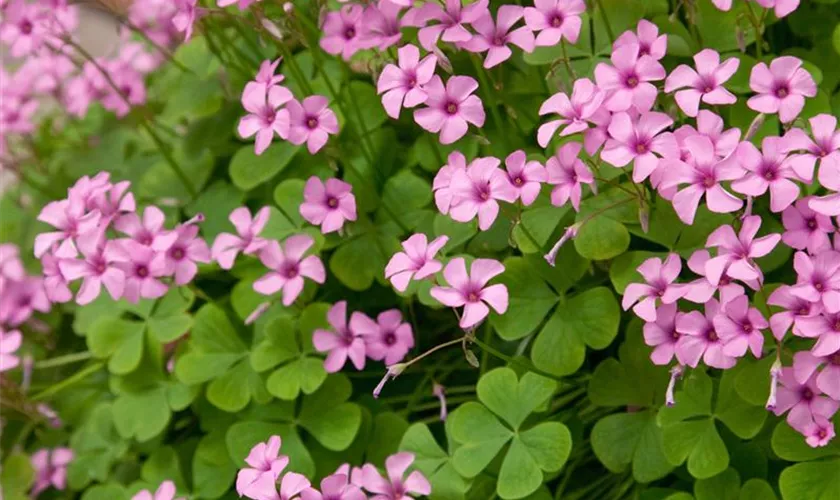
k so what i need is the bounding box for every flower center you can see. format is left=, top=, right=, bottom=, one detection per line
left=95, top=262, right=107, bottom=274
left=170, top=247, right=185, bottom=260
left=327, top=197, right=338, bottom=208
left=742, top=323, right=752, bottom=333
left=830, top=353, right=840, bottom=366
left=513, top=176, right=524, bottom=186
left=407, top=76, right=417, bottom=88
left=671, top=329, right=680, bottom=340
left=799, top=307, right=809, bottom=315
left=20, top=20, right=33, bottom=35
left=283, top=265, right=298, bottom=279
left=445, top=102, right=459, bottom=115
left=550, top=13, right=563, bottom=27
left=136, top=265, right=149, bottom=278
left=635, top=143, right=648, bottom=154
left=706, top=328, right=718, bottom=342
left=775, top=86, right=789, bottom=98
left=467, top=291, right=479, bottom=302
left=625, top=75, right=639, bottom=88
left=703, top=175, right=716, bottom=188
left=833, top=319, right=840, bottom=332
left=807, top=219, right=817, bottom=229
left=815, top=282, right=824, bottom=291
left=817, top=428, right=828, bottom=439
left=493, top=34, right=506, bottom=46
left=801, top=388, right=814, bottom=401
left=344, top=27, right=356, bottom=40
left=306, top=117, right=319, bottom=130
left=384, top=332, right=397, bottom=346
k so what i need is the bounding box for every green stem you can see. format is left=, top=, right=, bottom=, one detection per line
left=469, top=55, right=507, bottom=149
left=744, top=2, right=764, bottom=59
left=33, top=351, right=92, bottom=370
left=560, top=41, right=577, bottom=82
left=31, top=362, right=105, bottom=401
left=593, top=0, right=616, bottom=43
left=470, top=337, right=563, bottom=382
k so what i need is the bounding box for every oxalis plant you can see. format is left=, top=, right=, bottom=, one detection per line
left=1, top=0, right=840, bottom=498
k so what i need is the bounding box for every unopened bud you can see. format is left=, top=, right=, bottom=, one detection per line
left=736, top=27, right=746, bottom=53
left=373, top=363, right=407, bottom=399
left=745, top=113, right=765, bottom=141
left=432, top=383, right=448, bottom=421
left=432, top=46, right=452, bottom=74
left=766, top=359, right=783, bottom=411
left=665, top=365, right=684, bottom=407
left=261, top=18, right=283, bottom=40
left=639, top=205, right=650, bottom=234
left=545, top=223, right=581, bottom=266
left=245, top=301, right=272, bottom=325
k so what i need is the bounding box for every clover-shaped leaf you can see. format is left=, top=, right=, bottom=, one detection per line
left=67, top=403, right=129, bottom=490
left=591, top=410, right=673, bottom=483
left=400, top=421, right=471, bottom=500
left=771, top=416, right=840, bottom=462
left=262, top=303, right=329, bottom=400
left=449, top=368, right=571, bottom=500
left=1, top=451, right=34, bottom=500
left=490, top=257, right=559, bottom=341
left=779, top=459, right=840, bottom=500
left=297, top=375, right=362, bottom=451
left=193, top=429, right=237, bottom=499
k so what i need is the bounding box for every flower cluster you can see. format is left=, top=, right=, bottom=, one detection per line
left=30, top=447, right=73, bottom=497
left=0, top=243, right=50, bottom=328
left=236, top=435, right=430, bottom=500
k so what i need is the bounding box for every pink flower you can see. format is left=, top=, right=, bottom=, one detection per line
left=768, top=285, right=823, bottom=340
left=58, top=230, right=125, bottom=305
left=643, top=303, right=680, bottom=365
left=622, top=254, right=685, bottom=322
left=545, top=142, right=593, bottom=211
left=675, top=299, right=737, bottom=369
left=0, top=96, right=37, bottom=136
left=253, top=235, right=326, bottom=306
left=748, top=56, right=816, bottom=123
left=447, top=156, right=517, bottom=230
left=35, top=197, right=101, bottom=258
left=0, top=327, right=22, bottom=372
left=772, top=368, right=838, bottom=433
left=754, top=0, right=801, bottom=18
left=320, top=4, right=368, bottom=60
left=413, top=75, right=485, bottom=145
left=523, top=0, right=585, bottom=46
left=0, top=1, right=48, bottom=57
left=601, top=111, right=678, bottom=183
left=782, top=198, right=834, bottom=254
left=544, top=223, right=580, bottom=266
left=245, top=58, right=286, bottom=97
left=594, top=43, right=666, bottom=113
left=286, top=96, right=340, bottom=154
left=385, top=233, right=449, bottom=292
left=313, top=301, right=366, bottom=373
left=114, top=206, right=177, bottom=250
left=377, top=44, right=437, bottom=120
left=789, top=250, right=840, bottom=313
left=132, top=481, right=185, bottom=500
left=675, top=110, right=742, bottom=162
left=782, top=113, right=840, bottom=185
left=704, top=216, right=781, bottom=287
left=406, top=0, right=489, bottom=50
left=503, top=150, right=546, bottom=206
left=430, top=258, right=508, bottom=329
left=433, top=382, right=448, bottom=421
left=795, top=311, right=840, bottom=357
left=800, top=415, right=835, bottom=448
left=658, top=134, right=744, bottom=224
left=87, top=179, right=136, bottom=222
left=279, top=472, right=310, bottom=500
left=172, top=0, right=199, bottom=41
left=107, top=240, right=169, bottom=303
left=664, top=49, right=739, bottom=117
left=433, top=151, right=468, bottom=214
left=236, top=436, right=289, bottom=500
left=352, top=309, right=414, bottom=365
left=41, top=253, right=72, bottom=304
left=237, top=85, right=293, bottom=155
left=537, top=78, right=605, bottom=147
left=211, top=206, right=271, bottom=270
left=360, top=0, right=405, bottom=51
left=714, top=293, right=768, bottom=358
left=157, top=220, right=211, bottom=286
left=360, top=452, right=431, bottom=499
left=30, top=447, right=73, bottom=496
left=683, top=249, right=753, bottom=304
left=301, top=474, right=365, bottom=500
left=0, top=277, right=49, bottom=327
left=462, top=5, right=535, bottom=68
left=614, top=20, right=667, bottom=60
left=793, top=351, right=840, bottom=401
left=99, top=62, right=147, bottom=118
left=299, top=177, right=357, bottom=234
left=731, top=137, right=801, bottom=212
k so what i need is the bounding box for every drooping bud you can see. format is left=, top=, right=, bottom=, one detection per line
left=432, top=383, right=448, bottom=421
left=373, top=363, right=407, bottom=399
left=736, top=26, right=746, bottom=53
left=741, top=195, right=754, bottom=219
left=245, top=301, right=272, bottom=325
left=545, top=223, right=581, bottom=266
left=432, top=46, right=453, bottom=74
left=639, top=205, right=650, bottom=234
left=665, top=365, right=684, bottom=407
left=261, top=18, right=283, bottom=40
left=745, top=113, right=765, bottom=141
left=36, top=404, right=62, bottom=428
left=766, top=358, right=783, bottom=411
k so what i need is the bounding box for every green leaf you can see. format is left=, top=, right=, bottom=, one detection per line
left=695, top=468, right=740, bottom=500
left=491, top=257, right=559, bottom=341
left=329, top=232, right=392, bottom=291
left=740, top=479, right=778, bottom=500
left=266, top=358, right=328, bottom=400
left=112, top=386, right=171, bottom=442
left=229, top=142, right=301, bottom=191
left=273, top=179, right=307, bottom=228
left=779, top=459, right=840, bottom=500
left=834, top=24, right=840, bottom=55
left=477, top=368, right=556, bottom=430
left=450, top=402, right=513, bottom=478
left=298, top=375, right=362, bottom=451
left=714, top=366, right=767, bottom=439
left=140, top=149, right=213, bottom=202
left=341, top=81, right=387, bottom=137
left=497, top=437, right=543, bottom=500
left=771, top=420, right=840, bottom=462
left=662, top=419, right=729, bottom=479
left=81, top=484, right=130, bottom=500
left=591, top=411, right=673, bottom=483
left=176, top=304, right=248, bottom=387
left=574, top=216, right=630, bottom=260
left=659, top=370, right=714, bottom=426
left=400, top=422, right=471, bottom=500
left=207, top=359, right=270, bottom=412
left=366, top=412, right=410, bottom=466
left=87, top=317, right=146, bottom=374
left=141, top=447, right=186, bottom=492
left=518, top=421, right=572, bottom=472
left=187, top=180, right=245, bottom=241
left=378, top=169, right=433, bottom=230
left=193, top=430, right=237, bottom=499
left=1, top=452, right=34, bottom=500
left=226, top=421, right=315, bottom=478
left=67, top=404, right=130, bottom=489
left=512, top=197, right=569, bottom=253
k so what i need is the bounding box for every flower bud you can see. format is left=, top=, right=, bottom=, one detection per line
left=545, top=223, right=581, bottom=266
left=373, top=363, right=407, bottom=398
left=766, top=358, right=783, bottom=411
left=432, top=383, right=448, bottom=421
left=665, top=365, right=683, bottom=407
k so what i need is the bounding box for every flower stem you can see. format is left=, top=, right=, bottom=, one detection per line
left=33, top=351, right=92, bottom=370
left=593, top=0, right=616, bottom=43
left=31, top=362, right=105, bottom=401
left=470, top=336, right=564, bottom=382
left=469, top=55, right=508, bottom=149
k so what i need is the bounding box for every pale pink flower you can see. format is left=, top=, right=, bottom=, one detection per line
left=360, top=452, right=431, bottom=499
left=594, top=43, right=666, bottom=113
left=320, top=4, right=369, bottom=60
left=359, top=0, right=405, bottom=51
left=789, top=250, right=840, bottom=314
left=236, top=436, right=289, bottom=500
left=107, top=240, right=168, bottom=303
left=430, top=258, right=508, bottom=329
left=413, top=75, right=485, bottom=145
left=157, top=220, right=211, bottom=286
left=731, top=137, right=801, bottom=213
left=622, top=254, right=685, bottom=322
left=795, top=311, right=840, bottom=357
left=35, top=197, right=101, bottom=258
left=782, top=113, right=840, bottom=185
left=772, top=368, right=838, bottom=433
left=351, top=309, right=414, bottom=365
left=385, top=234, right=449, bottom=292
left=545, top=141, right=593, bottom=211
left=675, top=299, right=737, bottom=369
left=172, top=0, right=199, bottom=41
left=664, top=49, right=739, bottom=117
left=0, top=0, right=48, bottom=57
left=682, top=249, right=753, bottom=304
left=237, top=85, right=293, bottom=155
left=99, top=61, right=147, bottom=118
left=377, top=44, right=437, bottom=119
left=447, top=156, right=518, bottom=230
left=537, top=78, right=605, bottom=147
left=286, top=96, right=340, bottom=154
left=40, top=253, right=72, bottom=304
left=279, top=472, right=310, bottom=500
left=114, top=206, right=177, bottom=250
left=601, top=111, right=678, bottom=183
left=754, top=0, right=801, bottom=18
left=748, top=56, right=816, bottom=123
left=433, top=151, right=468, bottom=214
left=313, top=301, right=366, bottom=372
left=211, top=207, right=270, bottom=269
left=0, top=277, right=49, bottom=326
left=674, top=110, right=741, bottom=161
left=800, top=415, right=836, bottom=448
left=782, top=198, right=835, bottom=255
left=523, top=0, right=585, bottom=46
left=643, top=303, right=680, bottom=365
left=462, top=5, right=535, bottom=68
left=254, top=235, right=325, bottom=306
left=714, top=293, right=768, bottom=358
left=793, top=351, right=840, bottom=401
left=406, top=0, right=489, bottom=50
left=0, top=327, right=22, bottom=372
left=768, top=284, right=823, bottom=340
left=704, top=216, right=781, bottom=288
left=503, top=150, right=546, bottom=206
left=299, top=177, right=357, bottom=234
left=301, top=474, right=365, bottom=500
left=614, top=20, right=667, bottom=60
left=30, top=448, right=73, bottom=496
left=132, top=481, right=185, bottom=500
left=244, top=58, right=286, bottom=97
left=59, top=231, right=125, bottom=306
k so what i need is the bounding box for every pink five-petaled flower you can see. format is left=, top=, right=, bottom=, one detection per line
left=795, top=311, right=840, bottom=357
left=753, top=0, right=801, bottom=18
left=351, top=309, right=414, bottom=366
left=0, top=327, right=22, bottom=372
left=664, top=49, right=740, bottom=117
left=432, top=151, right=468, bottom=215
left=713, top=293, right=768, bottom=358
left=236, top=436, right=289, bottom=500
left=106, top=240, right=168, bottom=303
left=658, top=134, right=744, bottom=224
left=462, top=5, right=535, bottom=69
left=244, top=58, right=286, bottom=98
left=253, top=235, right=325, bottom=306
left=385, top=233, right=449, bottom=292
left=278, top=472, right=311, bottom=500
left=300, top=176, right=357, bottom=234
left=704, top=216, right=781, bottom=288
left=377, top=44, right=437, bottom=120
left=59, top=229, right=125, bottom=305
left=286, top=96, right=340, bottom=154
left=537, top=78, right=605, bottom=147
left=614, top=20, right=667, bottom=60
left=601, top=111, right=678, bottom=183
left=782, top=113, right=840, bottom=187
left=594, top=42, right=666, bottom=113
left=782, top=198, right=834, bottom=255
left=237, top=84, right=293, bottom=155
left=801, top=415, right=836, bottom=448
left=545, top=141, right=594, bottom=211
left=360, top=452, right=431, bottom=500
left=30, top=448, right=73, bottom=496
left=447, top=156, right=518, bottom=230
left=523, top=0, right=585, bottom=46
left=622, top=253, right=685, bottom=322
left=789, top=250, right=840, bottom=313
left=300, top=473, right=365, bottom=500
left=359, top=0, right=404, bottom=51
left=643, top=303, right=680, bottom=365
left=767, top=284, right=822, bottom=340
left=132, top=481, right=185, bottom=500
left=114, top=206, right=177, bottom=250
left=748, top=56, right=816, bottom=123
left=172, top=0, right=199, bottom=41
left=793, top=351, right=840, bottom=401
left=211, top=206, right=271, bottom=270
left=413, top=75, right=485, bottom=145
left=158, top=219, right=211, bottom=286
left=772, top=368, right=838, bottom=433
left=35, top=197, right=101, bottom=258
left=675, top=299, right=737, bottom=369
left=503, top=150, right=546, bottom=206
left=313, top=301, right=366, bottom=373
left=407, top=0, right=489, bottom=50
left=320, top=4, right=367, bottom=60
left=731, top=137, right=801, bottom=213
left=430, top=258, right=508, bottom=329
